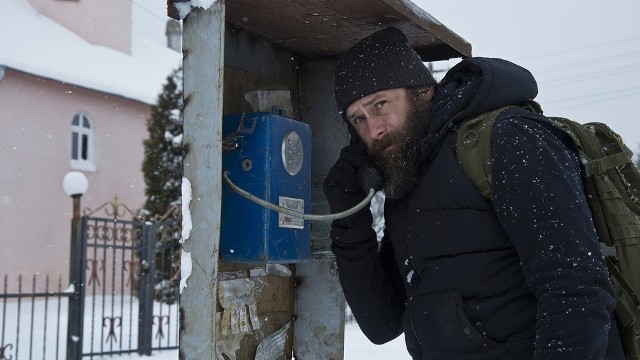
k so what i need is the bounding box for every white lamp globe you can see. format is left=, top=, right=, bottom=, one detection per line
left=63, top=171, right=88, bottom=197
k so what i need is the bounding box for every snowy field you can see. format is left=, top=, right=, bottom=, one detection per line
left=120, top=323, right=410, bottom=360
left=1, top=296, right=410, bottom=360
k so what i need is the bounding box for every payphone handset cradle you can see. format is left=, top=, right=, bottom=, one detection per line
left=222, top=113, right=258, bottom=153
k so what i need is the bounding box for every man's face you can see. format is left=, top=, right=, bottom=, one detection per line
left=345, top=87, right=432, bottom=199
left=345, top=88, right=411, bottom=149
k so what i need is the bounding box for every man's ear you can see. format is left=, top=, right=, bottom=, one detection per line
left=416, top=85, right=435, bottom=99
left=409, top=85, right=435, bottom=104
left=426, top=85, right=435, bottom=98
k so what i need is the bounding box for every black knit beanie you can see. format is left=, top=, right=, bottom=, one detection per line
left=334, top=27, right=437, bottom=117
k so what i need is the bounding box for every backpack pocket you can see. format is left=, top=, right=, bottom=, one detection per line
left=589, top=170, right=640, bottom=360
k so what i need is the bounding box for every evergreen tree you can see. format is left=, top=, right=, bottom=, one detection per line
left=141, top=67, right=184, bottom=217
left=139, top=67, right=184, bottom=304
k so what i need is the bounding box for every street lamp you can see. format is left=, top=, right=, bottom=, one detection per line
left=63, top=171, right=88, bottom=219
left=63, top=171, right=88, bottom=360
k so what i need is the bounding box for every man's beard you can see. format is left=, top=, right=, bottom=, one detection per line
left=368, top=95, right=431, bottom=200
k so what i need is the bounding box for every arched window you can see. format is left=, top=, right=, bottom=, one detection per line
left=70, top=113, right=96, bottom=171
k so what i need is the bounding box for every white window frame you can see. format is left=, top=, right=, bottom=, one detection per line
left=70, top=112, right=96, bottom=172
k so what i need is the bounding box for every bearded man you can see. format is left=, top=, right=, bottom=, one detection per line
left=323, top=27, right=624, bottom=360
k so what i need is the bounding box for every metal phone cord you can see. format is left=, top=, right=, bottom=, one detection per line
left=222, top=170, right=376, bottom=222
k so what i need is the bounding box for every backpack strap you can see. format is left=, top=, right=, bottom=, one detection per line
left=456, top=106, right=513, bottom=200
left=607, top=256, right=640, bottom=308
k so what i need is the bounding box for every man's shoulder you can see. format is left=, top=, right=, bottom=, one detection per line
left=491, top=107, right=570, bottom=147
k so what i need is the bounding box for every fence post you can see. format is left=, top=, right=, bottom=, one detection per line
left=138, top=223, right=156, bottom=355
left=66, top=215, right=86, bottom=360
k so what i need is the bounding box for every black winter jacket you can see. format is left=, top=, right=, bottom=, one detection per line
left=331, top=58, right=623, bottom=359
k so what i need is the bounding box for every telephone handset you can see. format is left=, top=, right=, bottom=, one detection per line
left=357, top=161, right=384, bottom=193
left=348, top=126, right=384, bottom=193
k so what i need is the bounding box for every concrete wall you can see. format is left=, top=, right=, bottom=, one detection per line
left=0, top=68, right=149, bottom=290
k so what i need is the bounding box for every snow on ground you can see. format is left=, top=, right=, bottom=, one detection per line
left=113, top=323, right=410, bottom=360
left=344, top=324, right=411, bottom=360
left=1, top=295, right=409, bottom=360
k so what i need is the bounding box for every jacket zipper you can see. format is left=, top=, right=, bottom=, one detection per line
left=404, top=200, right=423, bottom=354
left=407, top=298, right=423, bottom=353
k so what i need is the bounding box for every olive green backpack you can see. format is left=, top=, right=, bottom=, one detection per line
left=456, top=102, right=640, bottom=359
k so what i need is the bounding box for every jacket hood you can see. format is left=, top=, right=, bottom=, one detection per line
left=416, top=57, right=538, bottom=167
left=427, top=57, right=538, bottom=133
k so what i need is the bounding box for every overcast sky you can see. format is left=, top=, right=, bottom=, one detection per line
left=415, top=0, right=640, bottom=153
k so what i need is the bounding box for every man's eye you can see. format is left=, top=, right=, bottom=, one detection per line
left=353, top=116, right=365, bottom=124
left=375, top=101, right=387, bottom=109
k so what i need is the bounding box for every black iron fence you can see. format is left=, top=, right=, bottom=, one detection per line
left=1, top=202, right=181, bottom=360
left=75, top=215, right=149, bottom=358
left=0, top=274, right=70, bottom=360
left=71, top=204, right=181, bottom=359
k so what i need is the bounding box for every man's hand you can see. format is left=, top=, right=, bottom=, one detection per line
left=323, top=140, right=373, bottom=228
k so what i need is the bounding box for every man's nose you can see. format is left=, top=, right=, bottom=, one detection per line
left=367, top=116, right=387, bottom=140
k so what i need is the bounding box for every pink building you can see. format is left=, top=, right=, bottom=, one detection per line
left=0, top=0, right=181, bottom=289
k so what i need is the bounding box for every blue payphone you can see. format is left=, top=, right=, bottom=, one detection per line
left=221, top=111, right=311, bottom=263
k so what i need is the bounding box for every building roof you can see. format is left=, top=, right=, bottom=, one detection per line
left=1, top=0, right=182, bottom=105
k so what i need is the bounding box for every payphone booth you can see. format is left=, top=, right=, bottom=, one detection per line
left=169, top=1, right=471, bottom=358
